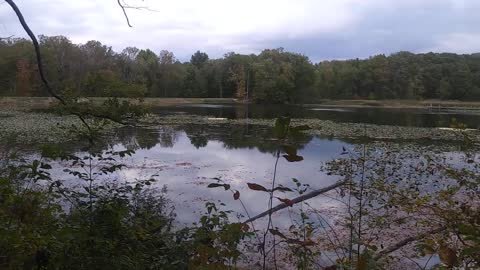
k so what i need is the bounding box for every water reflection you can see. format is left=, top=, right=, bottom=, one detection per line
left=4, top=106, right=475, bottom=268
left=18, top=123, right=345, bottom=224
left=153, top=104, right=480, bottom=128
left=114, top=126, right=180, bottom=150
left=112, top=129, right=346, bottom=225
left=100, top=122, right=471, bottom=229
left=113, top=123, right=316, bottom=155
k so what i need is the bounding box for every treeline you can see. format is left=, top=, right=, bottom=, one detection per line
left=1, top=35, right=480, bottom=102
left=317, top=52, right=480, bottom=100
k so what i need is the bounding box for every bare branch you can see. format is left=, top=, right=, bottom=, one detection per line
left=244, top=180, right=347, bottom=223
left=4, top=0, right=65, bottom=104
left=117, top=0, right=157, bottom=27
left=4, top=0, right=100, bottom=132
left=117, top=0, right=133, bottom=27
left=119, top=0, right=156, bottom=11
left=322, top=225, right=447, bottom=269
left=373, top=226, right=446, bottom=261
left=5, top=0, right=140, bottom=130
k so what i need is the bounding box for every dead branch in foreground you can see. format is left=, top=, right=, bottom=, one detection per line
left=373, top=226, right=447, bottom=260
left=245, top=180, right=347, bottom=223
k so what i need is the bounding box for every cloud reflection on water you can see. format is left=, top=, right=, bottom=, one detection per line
left=115, top=130, right=346, bottom=225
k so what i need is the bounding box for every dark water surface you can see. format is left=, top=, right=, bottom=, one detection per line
left=153, top=103, right=480, bottom=128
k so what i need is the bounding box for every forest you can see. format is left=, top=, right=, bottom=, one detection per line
left=1, top=36, right=480, bottom=103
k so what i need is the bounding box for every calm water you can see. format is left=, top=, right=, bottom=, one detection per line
left=17, top=105, right=480, bottom=224
left=154, top=104, right=480, bottom=128
left=113, top=105, right=479, bottom=223
left=4, top=105, right=469, bottom=268
left=111, top=128, right=344, bottom=224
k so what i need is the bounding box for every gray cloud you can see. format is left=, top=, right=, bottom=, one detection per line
left=0, top=0, right=479, bottom=62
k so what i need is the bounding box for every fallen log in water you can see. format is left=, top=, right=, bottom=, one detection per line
left=245, top=180, right=347, bottom=223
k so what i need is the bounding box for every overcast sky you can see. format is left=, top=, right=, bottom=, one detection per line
left=1, top=0, right=479, bottom=62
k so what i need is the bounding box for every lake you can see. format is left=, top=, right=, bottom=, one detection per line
left=153, top=104, right=480, bottom=128
left=49, top=104, right=478, bottom=225
left=2, top=103, right=478, bottom=268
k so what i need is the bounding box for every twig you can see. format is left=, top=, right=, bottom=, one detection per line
left=4, top=0, right=64, bottom=103
left=245, top=180, right=347, bottom=223
left=372, top=226, right=446, bottom=260
left=401, top=251, right=424, bottom=269
left=305, top=202, right=347, bottom=259
left=4, top=0, right=93, bottom=133
left=347, top=162, right=354, bottom=267
left=116, top=0, right=155, bottom=27
left=357, top=137, right=367, bottom=259
left=117, top=0, right=133, bottom=27
left=322, top=226, right=447, bottom=269
left=262, top=150, right=281, bottom=270
left=422, top=251, right=436, bottom=270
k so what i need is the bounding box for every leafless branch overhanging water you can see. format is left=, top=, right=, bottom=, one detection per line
left=3, top=0, right=102, bottom=133
left=245, top=180, right=347, bottom=223
left=372, top=226, right=447, bottom=261
left=4, top=0, right=144, bottom=131
left=4, top=0, right=65, bottom=103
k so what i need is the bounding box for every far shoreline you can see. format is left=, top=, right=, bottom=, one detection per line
left=1, top=96, right=480, bottom=111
